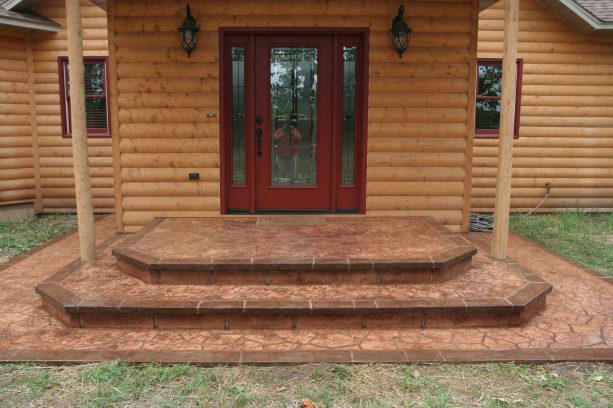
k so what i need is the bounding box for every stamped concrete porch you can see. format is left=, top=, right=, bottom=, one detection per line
left=1, top=216, right=610, bottom=364
left=36, top=217, right=551, bottom=331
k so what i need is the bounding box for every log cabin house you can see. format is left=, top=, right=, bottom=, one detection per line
left=2, top=0, right=610, bottom=336
left=0, top=0, right=612, bottom=254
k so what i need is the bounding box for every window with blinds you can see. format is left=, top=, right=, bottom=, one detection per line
left=59, top=57, right=110, bottom=137
left=475, top=59, right=522, bottom=138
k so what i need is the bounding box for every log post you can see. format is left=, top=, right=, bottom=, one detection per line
left=491, top=0, right=520, bottom=260
left=25, top=35, right=43, bottom=213
left=66, top=0, right=96, bottom=261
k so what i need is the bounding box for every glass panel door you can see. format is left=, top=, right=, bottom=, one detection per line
left=224, top=32, right=365, bottom=213
left=270, top=48, right=318, bottom=186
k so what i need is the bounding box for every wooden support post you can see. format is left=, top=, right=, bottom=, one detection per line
left=25, top=35, right=42, bottom=213
left=491, top=0, right=520, bottom=260
left=107, top=0, right=123, bottom=232
left=462, top=0, right=480, bottom=232
left=66, top=0, right=96, bottom=261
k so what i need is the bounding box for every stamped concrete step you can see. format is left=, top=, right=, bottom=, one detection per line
left=112, top=217, right=478, bottom=285
left=113, top=246, right=477, bottom=285
left=37, top=283, right=552, bottom=330
left=35, top=234, right=552, bottom=330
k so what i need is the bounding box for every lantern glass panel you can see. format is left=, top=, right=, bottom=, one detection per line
left=393, top=32, right=408, bottom=52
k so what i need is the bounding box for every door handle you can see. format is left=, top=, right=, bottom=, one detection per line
left=256, top=127, right=262, bottom=157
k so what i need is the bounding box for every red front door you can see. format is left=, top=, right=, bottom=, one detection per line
left=222, top=30, right=367, bottom=213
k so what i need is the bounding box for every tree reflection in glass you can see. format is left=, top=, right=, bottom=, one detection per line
left=231, top=47, right=246, bottom=186
left=476, top=64, right=502, bottom=130
left=270, top=48, right=317, bottom=186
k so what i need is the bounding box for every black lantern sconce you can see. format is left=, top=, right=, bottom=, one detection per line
left=178, top=4, right=199, bottom=57
left=390, top=4, right=412, bottom=58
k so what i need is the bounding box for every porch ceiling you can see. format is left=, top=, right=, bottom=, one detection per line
left=93, top=0, right=499, bottom=12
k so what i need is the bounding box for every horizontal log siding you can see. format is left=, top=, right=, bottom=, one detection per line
left=113, top=0, right=476, bottom=232
left=30, top=0, right=113, bottom=213
left=473, top=0, right=613, bottom=212
left=0, top=29, right=34, bottom=205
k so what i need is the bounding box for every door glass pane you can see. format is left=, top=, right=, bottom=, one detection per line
left=341, top=47, right=357, bottom=185
left=231, top=47, right=246, bottom=186
left=270, top=47, right=317, bottom=186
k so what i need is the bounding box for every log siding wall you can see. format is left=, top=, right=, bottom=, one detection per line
left=0, top=29, right=35, bottom=205
left=473, top=0, right=613, bottom=212
left=8, top=0, right=610, bottom=225
left=29, top=0, right=113, bottom=213
left=112, top=0, right=478, bottom=232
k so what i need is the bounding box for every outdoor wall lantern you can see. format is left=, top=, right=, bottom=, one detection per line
left=390, top=4, right=412, bottom=58
left=178, top=4, right=199, bottom=57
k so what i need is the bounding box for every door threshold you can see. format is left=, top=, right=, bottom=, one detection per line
left=226, top=209, right=360, bottom=215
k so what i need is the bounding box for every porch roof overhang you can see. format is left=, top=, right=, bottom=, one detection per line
left=89, top=0, right=613, bottom=36
left=0, top=8, right=59, bottom=32
left=89, top=0, right=106, bottom=10
left=538, top=0, right=613, bottom=34
left=0, top=0, right=38, bottom=11
left=480, top=0, right=498, bottom=11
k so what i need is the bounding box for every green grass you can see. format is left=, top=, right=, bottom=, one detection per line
left=0, top=362, right=611, bottom=407
left=510, top=210, right=613, bottom=277
left=0, top=214, right=76, bottom=263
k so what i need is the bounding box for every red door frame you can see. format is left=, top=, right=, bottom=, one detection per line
left=219, top=27, right=369, bottom=214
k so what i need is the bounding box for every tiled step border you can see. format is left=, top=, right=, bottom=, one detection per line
left=113, top=246, right=478, bottom=285
left=35, top=279, right=552, bottom=330
left=111, top=218, right=478, bottom=285
left=1, top=348, right=611, bottom=365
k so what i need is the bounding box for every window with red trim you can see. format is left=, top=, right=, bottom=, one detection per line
left=475, top=59, right=522, bottom=138
left=59, top=57, right=110, bottom=137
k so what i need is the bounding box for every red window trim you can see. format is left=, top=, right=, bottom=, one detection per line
left=58, top=56, right=111, bottom=138
left=475, top=58, right=523, bottom=139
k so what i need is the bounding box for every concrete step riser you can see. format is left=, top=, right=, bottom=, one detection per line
left=38, top=286, right=551, bottom=330
left=113, top=248, right=477, bottom=285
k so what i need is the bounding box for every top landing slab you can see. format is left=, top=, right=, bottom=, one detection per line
left=125, top=216, right=465, bottom=260
left=112, top=217, right=477, bottom=281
